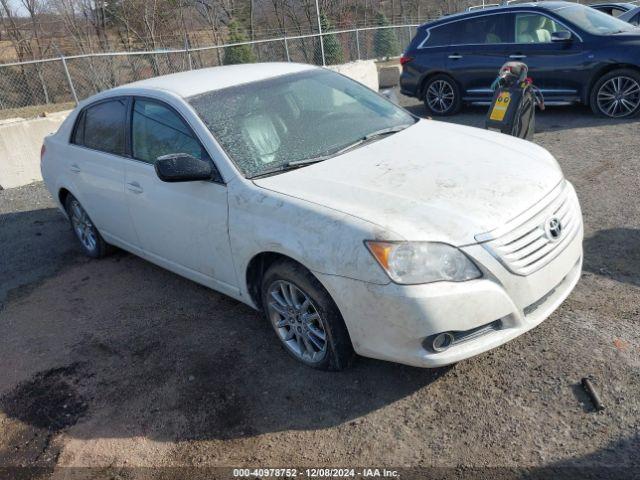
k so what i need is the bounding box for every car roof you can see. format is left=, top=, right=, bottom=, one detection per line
left=112, top=62, right=317, bottom=98
left=588, top=2, right=635, bottom=8
left=423, top=1, right=584, bottom=27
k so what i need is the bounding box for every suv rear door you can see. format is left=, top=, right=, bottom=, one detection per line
left=443, top=13, right=513, bottom=101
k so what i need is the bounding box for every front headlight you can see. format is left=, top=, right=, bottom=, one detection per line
left=365, top=241, right=482, bottom=285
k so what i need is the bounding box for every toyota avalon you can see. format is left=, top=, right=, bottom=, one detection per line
left=41, top=63, right=583, bottom=370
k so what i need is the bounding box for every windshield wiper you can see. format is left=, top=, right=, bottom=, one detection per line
left=318, top=124, right=414, bottom=159
left=249, top=124, right=413, bottom=179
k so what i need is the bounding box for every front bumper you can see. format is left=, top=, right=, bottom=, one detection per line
left=316, top=221, right=583, bottom=368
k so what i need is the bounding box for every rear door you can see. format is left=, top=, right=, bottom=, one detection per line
left=507, top=12, right=585, bottom=101
left=444, top=13, right=513, bottom=101
left=69, top=98, right=139, bottom=247
left=124, top=96, right=238, bottom=293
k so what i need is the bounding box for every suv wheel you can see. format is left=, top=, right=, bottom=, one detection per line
left=65, top=194, right=111, bottom=258
left=590, top=69, right=640, bottom=118
left=261, top=259, right=354, bottom=371
left=422, top=74, right=462, bottom=116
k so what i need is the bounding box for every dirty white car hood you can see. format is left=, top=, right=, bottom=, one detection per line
left=253, top=119, right=563, bottom=246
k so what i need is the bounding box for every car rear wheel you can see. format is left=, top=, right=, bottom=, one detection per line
left=261, top=259, right=354, bottom=371
left=422, top=74, right=462, bottom=116
left=590, top=69, right=640, bottom=118
left=65, top=194, right=111, bottom=258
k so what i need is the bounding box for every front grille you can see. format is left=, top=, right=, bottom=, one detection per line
left=475, top=181, right=581, bottom=276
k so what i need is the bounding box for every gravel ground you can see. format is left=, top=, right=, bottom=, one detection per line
left=0, top=100, right=639, bottom=479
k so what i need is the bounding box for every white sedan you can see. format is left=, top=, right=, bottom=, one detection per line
left=41, top=63, right=583, bottom=370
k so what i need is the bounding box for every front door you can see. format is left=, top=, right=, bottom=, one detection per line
left=124, top=97, right=238, bottom=294
left=508, top=12, right=585, bottom=101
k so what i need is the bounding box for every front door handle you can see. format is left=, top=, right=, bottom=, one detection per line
left=448, top=54, right=463, bottom=59
left=126, top=182, right=144, bottom=194
left=70, top=164, right=81, bottom=174
left=509, top=54, right=527, bottom=59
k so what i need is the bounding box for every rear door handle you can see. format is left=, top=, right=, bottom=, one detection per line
left=509, top=54, right=527, bottom=59
left=70, top=164, right=81, bottom=174
left=126, top=182, right=144, bottom=194
left=448, top=54, right=463, bottom=59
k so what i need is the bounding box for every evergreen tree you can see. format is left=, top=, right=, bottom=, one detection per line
left=316, top=14, right=344, bottom=65
left=224, top=20, right=257, bottom=65
left=373, top=12, right=400, bottom=59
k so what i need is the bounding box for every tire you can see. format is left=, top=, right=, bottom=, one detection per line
left=261, top=259, right=354, bottom=371
left=590, top=68, right=640, bottom=118
left=422, top=74, right=462, bottom=116
left=64, top=194, right=111, bottom=258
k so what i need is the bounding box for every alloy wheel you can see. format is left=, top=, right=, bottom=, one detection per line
left=69, top=199, right=97, bottom=252
left=266, top=280, right=328, bottom=363
left=426, top=79, right=455, bottom=113
left=596, top=76, right=640, bottom=118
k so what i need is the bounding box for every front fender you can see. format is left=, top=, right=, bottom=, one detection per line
left=228, top=181, right=395, bottom=302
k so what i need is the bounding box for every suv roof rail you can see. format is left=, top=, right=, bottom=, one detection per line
left=465, top=0, right=521, bottom=11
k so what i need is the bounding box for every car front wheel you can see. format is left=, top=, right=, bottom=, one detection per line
left=261, top=259, right=353, bottom=371
left=65, top=194, right=111, bottom=258
left=422, top=74, right=462, bottom=116
left=590, top=69, right=640, bottom=118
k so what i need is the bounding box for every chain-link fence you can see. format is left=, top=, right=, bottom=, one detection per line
left=0, top=24, right=419, bottom=112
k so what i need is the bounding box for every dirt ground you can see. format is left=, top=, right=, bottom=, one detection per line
left=0, top=100, right=639, bottom=479
left=0, top=103, right=75, bottom=122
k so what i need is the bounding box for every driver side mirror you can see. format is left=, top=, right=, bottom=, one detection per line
left=551, top=30, right=572, bottom=42
left=155, top=153, right=213, bottom=182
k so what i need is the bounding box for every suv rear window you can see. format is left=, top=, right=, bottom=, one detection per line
left=72, top=99, right=127, bottom=156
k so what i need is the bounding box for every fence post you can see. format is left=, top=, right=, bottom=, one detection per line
left=407, top=26, right=412, bottom=50
left=314, top=0, right=326, bottom=66
left=355, top=28, right=361, bottom=60
left=185, top=38, right=193, bottom=70
left=60, top=55, right=78, bottom=105
left=284, top=36, right=291, bottom=62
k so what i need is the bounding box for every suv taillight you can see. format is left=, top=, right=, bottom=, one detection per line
left=40, top=144, right=46, bottom=160
left=400, top=55, right=414, bottom=66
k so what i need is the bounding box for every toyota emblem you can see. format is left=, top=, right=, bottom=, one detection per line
left=545, top=216, right=563, bottom=241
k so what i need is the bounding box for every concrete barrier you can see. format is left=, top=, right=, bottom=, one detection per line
left=0, top=60, right=381, bottom=189
left=0, top=111, right=70, bottom=189
left=327, top=60, right=379, bottom=91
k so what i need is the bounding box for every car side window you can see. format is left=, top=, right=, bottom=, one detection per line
left=457, top=14, right=510, bottom=44
left=632, top=13, right=640, bottom=25
left=515, top=13, right=567, bottom=43
left=424, top=23, right=454, bottom=47
left=610, top=8, right=626, bottom=18
left=425, top=14, right=510, bottom=47
left=72, top=99, right=127, bottom=155
left=131, top=98, right=207, bottom=164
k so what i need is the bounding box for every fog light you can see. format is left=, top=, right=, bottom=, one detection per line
left=430, top=332, right=455, bottom=353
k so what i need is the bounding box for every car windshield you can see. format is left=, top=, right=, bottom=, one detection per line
left=188, top=69, right=416, bottom=178
left=553, top=4, right=637, bottom=34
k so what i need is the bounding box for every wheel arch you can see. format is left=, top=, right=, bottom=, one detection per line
left=417, top=70, right=459, bottom=100
left=58, top=187, right=72, bottom=208
left=585, top=63, right=640, bottom=105
left=246, top=251, right=311, bottom=311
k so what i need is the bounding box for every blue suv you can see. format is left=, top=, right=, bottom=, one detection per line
left=400, top=1, right=640, bottom=118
